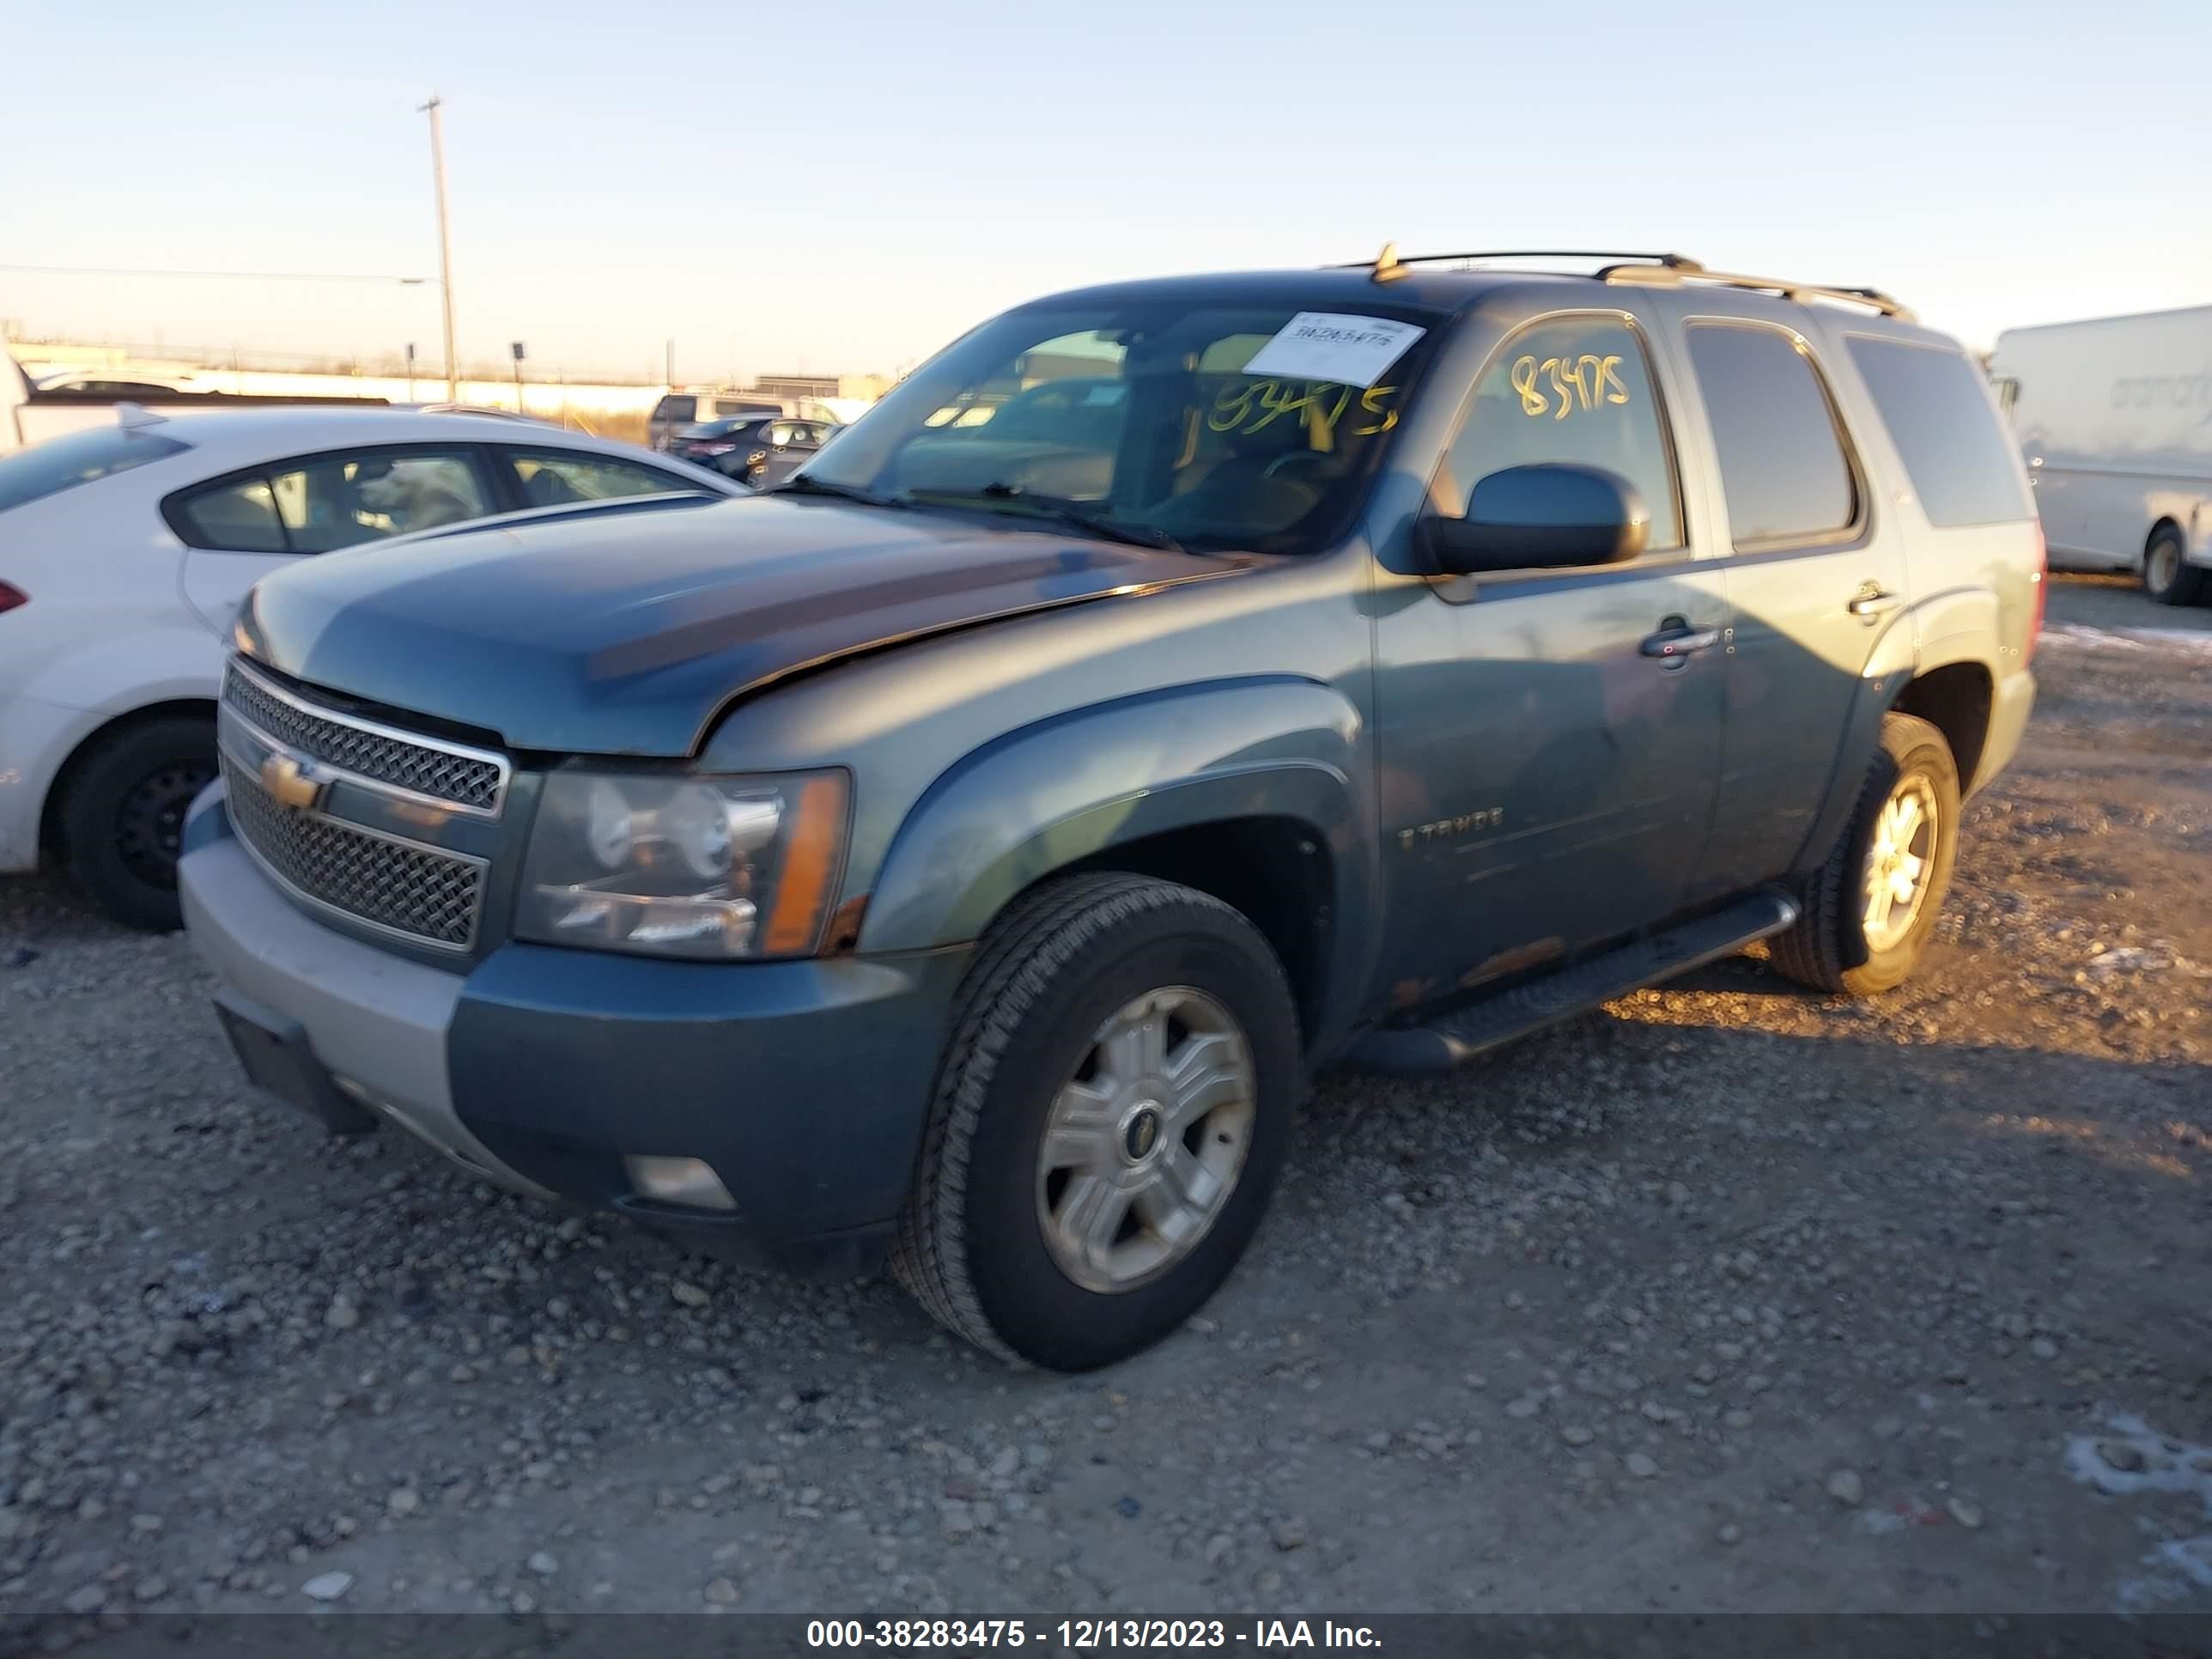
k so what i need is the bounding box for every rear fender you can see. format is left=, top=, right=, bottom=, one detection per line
left=18, top=624, right=224, bottom=719
left=1792, top=587, right=1999, bottom=872
left=1789, top=611, right=1916, bottom=877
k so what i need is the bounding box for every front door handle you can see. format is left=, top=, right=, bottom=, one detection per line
left=1848, top=588, right=1902, bottom=619
left=1640, top=623, right=1722, bottom=664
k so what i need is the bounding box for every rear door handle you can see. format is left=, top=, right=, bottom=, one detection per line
left=1639, top=623, right=1722, bottom=664
left=1848, top=588, right=1902, bottom=618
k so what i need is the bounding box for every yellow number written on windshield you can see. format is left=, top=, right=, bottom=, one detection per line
left=1208, top=380, right=1400, bottom=438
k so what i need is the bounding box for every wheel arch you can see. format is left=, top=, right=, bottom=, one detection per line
left=1790, top=583, right=2008, bottom=873
left=1035, top=814, right=1335, bottom=1049
left=1892, top=659, right=1994, bottom=797
left=859, top=677, right=1376, bottom=1052
left=38, top=698, right=219, bottom=864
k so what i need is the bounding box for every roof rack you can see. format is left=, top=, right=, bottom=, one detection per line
left=1340, top=245, right=1698, bottom=283
left=1335, top=244, right=1914, bottom=319
left=1596, top=259, right=1914, bottom=320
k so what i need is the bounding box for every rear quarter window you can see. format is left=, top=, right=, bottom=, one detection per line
left=1846, top=337, right=2033, bottom=527
left=0, top=427, right=190, bottom=513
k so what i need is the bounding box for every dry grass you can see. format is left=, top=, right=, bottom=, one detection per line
left=532, top=407, right=652, bottom=446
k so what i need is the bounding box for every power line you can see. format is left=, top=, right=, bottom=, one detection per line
left=0, top=264, right=432, bottom=284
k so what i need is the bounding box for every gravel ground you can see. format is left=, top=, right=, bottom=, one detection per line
left=2, top=577, right=2208, bottom=1644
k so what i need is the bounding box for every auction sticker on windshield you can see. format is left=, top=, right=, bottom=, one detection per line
left=1240, top=313, right=1425, bottom=388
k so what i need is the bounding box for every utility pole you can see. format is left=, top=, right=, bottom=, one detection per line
left=418, top=94, right=459, bottom=401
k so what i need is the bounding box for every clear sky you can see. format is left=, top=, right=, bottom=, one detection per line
left=6, top=0, right=2204, bottom=383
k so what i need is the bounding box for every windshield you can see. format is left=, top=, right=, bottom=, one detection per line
left=799, top=297, right=1441, bottom=554
left=0, top=425, right=191, bottom=513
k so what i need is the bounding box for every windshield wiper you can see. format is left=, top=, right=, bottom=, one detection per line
left=767, top=475, right=910, bottom=510
left=915, top=483, right=1185, bottom=554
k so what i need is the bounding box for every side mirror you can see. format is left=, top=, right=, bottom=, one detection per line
left=1418, top=463, right=1649, bottom=574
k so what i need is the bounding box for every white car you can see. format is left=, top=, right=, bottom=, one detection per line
left=0, top=406, right=748, bottom=928
left=33, top=368, right=211, bottom=397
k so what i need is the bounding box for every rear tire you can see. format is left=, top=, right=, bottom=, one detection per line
left=2142, top=526, right=2207, bottom=607
left=1769, top=712, right=1960, bottom=998
left=891, top=873, right=1300, bottom=1370
left=58, top=715, right=218, bottom=932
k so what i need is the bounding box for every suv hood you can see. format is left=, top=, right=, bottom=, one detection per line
left=238, top=495, right=1250, bottom=756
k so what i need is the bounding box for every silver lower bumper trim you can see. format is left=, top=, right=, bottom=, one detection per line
left=179, top=825, right=556, bottom=1203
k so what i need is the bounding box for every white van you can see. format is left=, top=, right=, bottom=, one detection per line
left=1989, top=307, right=2212, bottom=605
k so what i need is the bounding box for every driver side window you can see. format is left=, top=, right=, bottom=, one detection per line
left=1441, top=316, right=1683, bottom=553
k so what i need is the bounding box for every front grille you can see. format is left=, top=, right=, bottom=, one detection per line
left=221, top=753, right=484, bottom=950
left=222, top=663, right=506, bottom=813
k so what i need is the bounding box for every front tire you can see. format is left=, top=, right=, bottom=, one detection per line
left=891, top=874, right=1300, bottom=1370
left=2142, top=526, right=2206, bottom=607
left=58, top=715, right=218, bottom=932
left=1769, top=712, right=1960, bottom=998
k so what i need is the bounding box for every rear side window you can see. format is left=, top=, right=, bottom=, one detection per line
left=168, top=448, right=495, bottom=552
left=0, top=427, right=189, bottom=512
left=293, top=453, right=489, bottom=550
left=173, top=478, right=286, bottom=552
left=1847, top=338, right=2033, bottom=526
left=508, top=450, right=692, bottom=506
left=653, top=395, right=696, bottom=423
left=1686, top=324, right=1858, bottom=547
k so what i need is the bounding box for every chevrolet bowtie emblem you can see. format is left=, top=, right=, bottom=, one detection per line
left=260, top=751, right=330, bottom=812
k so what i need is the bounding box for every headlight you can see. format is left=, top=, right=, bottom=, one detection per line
left=515, top=769, right=848, bottom=960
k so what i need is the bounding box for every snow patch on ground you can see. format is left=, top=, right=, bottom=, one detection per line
left=2042, top=621, right=2212, bottom=655
left=2063, top=1413, right=2212, bottom=1608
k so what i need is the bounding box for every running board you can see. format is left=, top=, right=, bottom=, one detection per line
left=1346, top=890, right=1800, bottom=1074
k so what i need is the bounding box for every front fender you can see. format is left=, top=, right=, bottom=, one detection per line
left=860, top=674, right=1372, bottom=962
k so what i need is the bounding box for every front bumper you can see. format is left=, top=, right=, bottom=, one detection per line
left=179, top=784, right=970, bottom=1275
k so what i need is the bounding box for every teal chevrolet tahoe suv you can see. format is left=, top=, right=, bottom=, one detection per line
left=180, top=250, right=2045, bottom=1370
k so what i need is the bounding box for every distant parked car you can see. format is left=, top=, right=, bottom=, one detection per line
left=648, top=390, right=786, bottom=452
left=668, top=415, right=842, bottom=486
left=34, top=368, right=210, bottom=398
left=0, top=406, right=744, bottom=928
left=650, top=390, right=848, bottom=452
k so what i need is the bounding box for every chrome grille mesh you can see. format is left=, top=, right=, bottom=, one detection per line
left=222, top=664, right=504, bottom=811
left=220, top=754, right=483, bottom=950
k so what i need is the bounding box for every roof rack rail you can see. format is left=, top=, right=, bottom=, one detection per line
left=1596, top=261, right=1915, bottom=320
left=1337, top=245, right=1699, bottom=283
left=1333, top=245, right=1915, bottom=319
